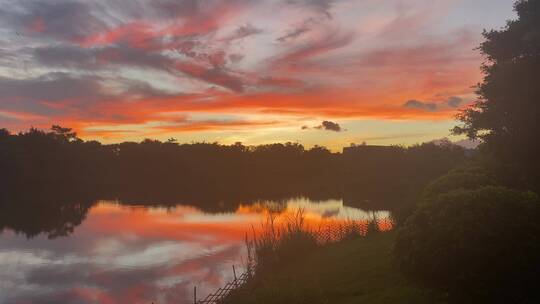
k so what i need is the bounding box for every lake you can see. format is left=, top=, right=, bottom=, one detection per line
left=0, top=197, right=390, bottom=304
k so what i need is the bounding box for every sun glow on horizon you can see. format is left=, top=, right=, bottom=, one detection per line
left=0, top=0, right=515, bottom=148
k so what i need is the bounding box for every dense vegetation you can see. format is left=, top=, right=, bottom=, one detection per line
left=3, top=1, right=540, bottom=302
left=395, top=183, right=540, bottom=302
left=224, top=1, right=540, bottom=303
left=396, top=1, right=540, bottom=302
left=0, top=125, right=467, bottom=238
left=452, top=0, right=540, bottom=191
left=223, top=232, right=443, bottom=304
left=0, top=126, right=465, bottom=202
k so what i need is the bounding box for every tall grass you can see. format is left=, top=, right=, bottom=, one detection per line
left=218, top=212, right=392, bottom=304
left=244, top=209, right=386, bottom=276
left=245, top=209, right=318, bottom=274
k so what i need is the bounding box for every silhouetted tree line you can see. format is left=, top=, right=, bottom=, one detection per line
left=0, top=126, right=468, bottom=205
left=342, top=141, right=466, bottom=216
left=0, top=125, right=469, bottom=237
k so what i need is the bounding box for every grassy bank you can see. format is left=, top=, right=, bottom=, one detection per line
left=224, top=232, right=445, bottom=304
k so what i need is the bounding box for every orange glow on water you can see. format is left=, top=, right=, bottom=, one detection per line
left=0, top=198, right=391, bottom=303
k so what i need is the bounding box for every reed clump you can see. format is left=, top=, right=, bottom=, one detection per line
left=245, top=210, right=384, bottom=276
left=244, top=209, right=317, bottom=274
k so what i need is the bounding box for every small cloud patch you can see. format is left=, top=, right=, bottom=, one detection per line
left=403, top=96, right=464, bottom=112
left=446, top=96, right=463, bottom=108
left=312, top=120, right=343, bottom=132
left=404, top=100, right=438, bottom=111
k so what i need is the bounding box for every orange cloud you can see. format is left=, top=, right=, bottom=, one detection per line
left=1, top=0, right=507, bottom=146
left=79, top=0, right=244, bottom=49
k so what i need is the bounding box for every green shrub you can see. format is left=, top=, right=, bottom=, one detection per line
left=394, top=186, right=540, bottom=303
left=421, top=165, right=497, bottom=200
left=392, top=165, right=497, bottom=226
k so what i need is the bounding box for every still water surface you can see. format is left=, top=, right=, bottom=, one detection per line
left=0, top=198, right=389, bottom=304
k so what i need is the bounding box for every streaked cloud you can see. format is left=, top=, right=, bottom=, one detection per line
left=403, top=96, right=465, bottom=112
left=0, top=0, right=516, bottom=146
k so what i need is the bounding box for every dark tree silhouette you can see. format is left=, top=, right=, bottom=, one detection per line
left=0, top=125, right=469, bottom=237
left=453, top=0, right=540, bottom=189
left=51, top=125, right=79, bottom=142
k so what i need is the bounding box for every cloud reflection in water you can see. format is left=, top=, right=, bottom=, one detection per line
left=0, top=199, right=389, bottom=303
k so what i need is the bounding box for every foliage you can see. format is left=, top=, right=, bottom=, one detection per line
left=246, top=211, right=385, bottom=278
left=343, top=141, right=468, bottom=213
left=0, top=125, right=470, bottom=238
left=1, top=126, right=468, bottom=211
left=453, top=0, right=540, bottom=189
left=394, top=186, right=540, bottom=303
left=248, top=210, right=319, bottom=274
left=224, top=232, right=444, bottom=304
left=421, top=165, right=498, bottom=200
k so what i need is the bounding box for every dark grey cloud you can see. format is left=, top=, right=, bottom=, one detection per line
left=185, top=65, right=245, bottom=92
left=403, top=96, right=464, bottom=111
left=1, top=0, right=252, bottom=101
left=119, top=79, right=179, bottom=99
left=89, top=0, right=194, bottom=21
left=228, top=53, right=245, bottom=63
left=304, top=0, right=337, bottom=12
left=0, top=72, right=179, bottom=119
left=276, top=17, right=320, bottom=43
left=0, top=0, right=227, bottom=45
left=315, top=120, right=342, bottom=132
left=34, top=45, right=97, bottom=68
left=257, top=76, right=304, bottom=88
left=0, top=73, right=142, bottom=122
left=287, top=0, right=338, bottom=17
left=277, top=26, right=310, bottom=42
left=0, top=72, right=104, bottom=102
left=303, top=120, right=343, bottom=132
left=446, top=96, right=464, bottom=108
left=227, top=24, right=263, bottom=41
left=34, top=44, right=245, bottom=92
left=0, top=73, right=108, bottom=118
left=35, top=44, right=167, bottom=70
left=403, top=99, right=438, bottom=111
left=274, top=29, right=354, bottom=66
left=150, top=0, right=200, bottom=19
left=0, top=1, right=107, bottom=42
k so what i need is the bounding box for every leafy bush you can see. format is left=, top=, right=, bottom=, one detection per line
left=391, top=165, right=496, bottom=226
left=394, top=186, right=540, bottom=303
left=421, top=165, right=498, bottom=200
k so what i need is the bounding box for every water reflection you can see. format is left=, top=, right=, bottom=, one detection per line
left=0, top=198, right=389, bottom=304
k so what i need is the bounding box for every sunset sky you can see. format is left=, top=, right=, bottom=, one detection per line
left=0, top=0, right=515, bottom=150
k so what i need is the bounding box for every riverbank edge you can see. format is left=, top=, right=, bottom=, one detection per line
left=222, top=231, right=446, bottom=304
